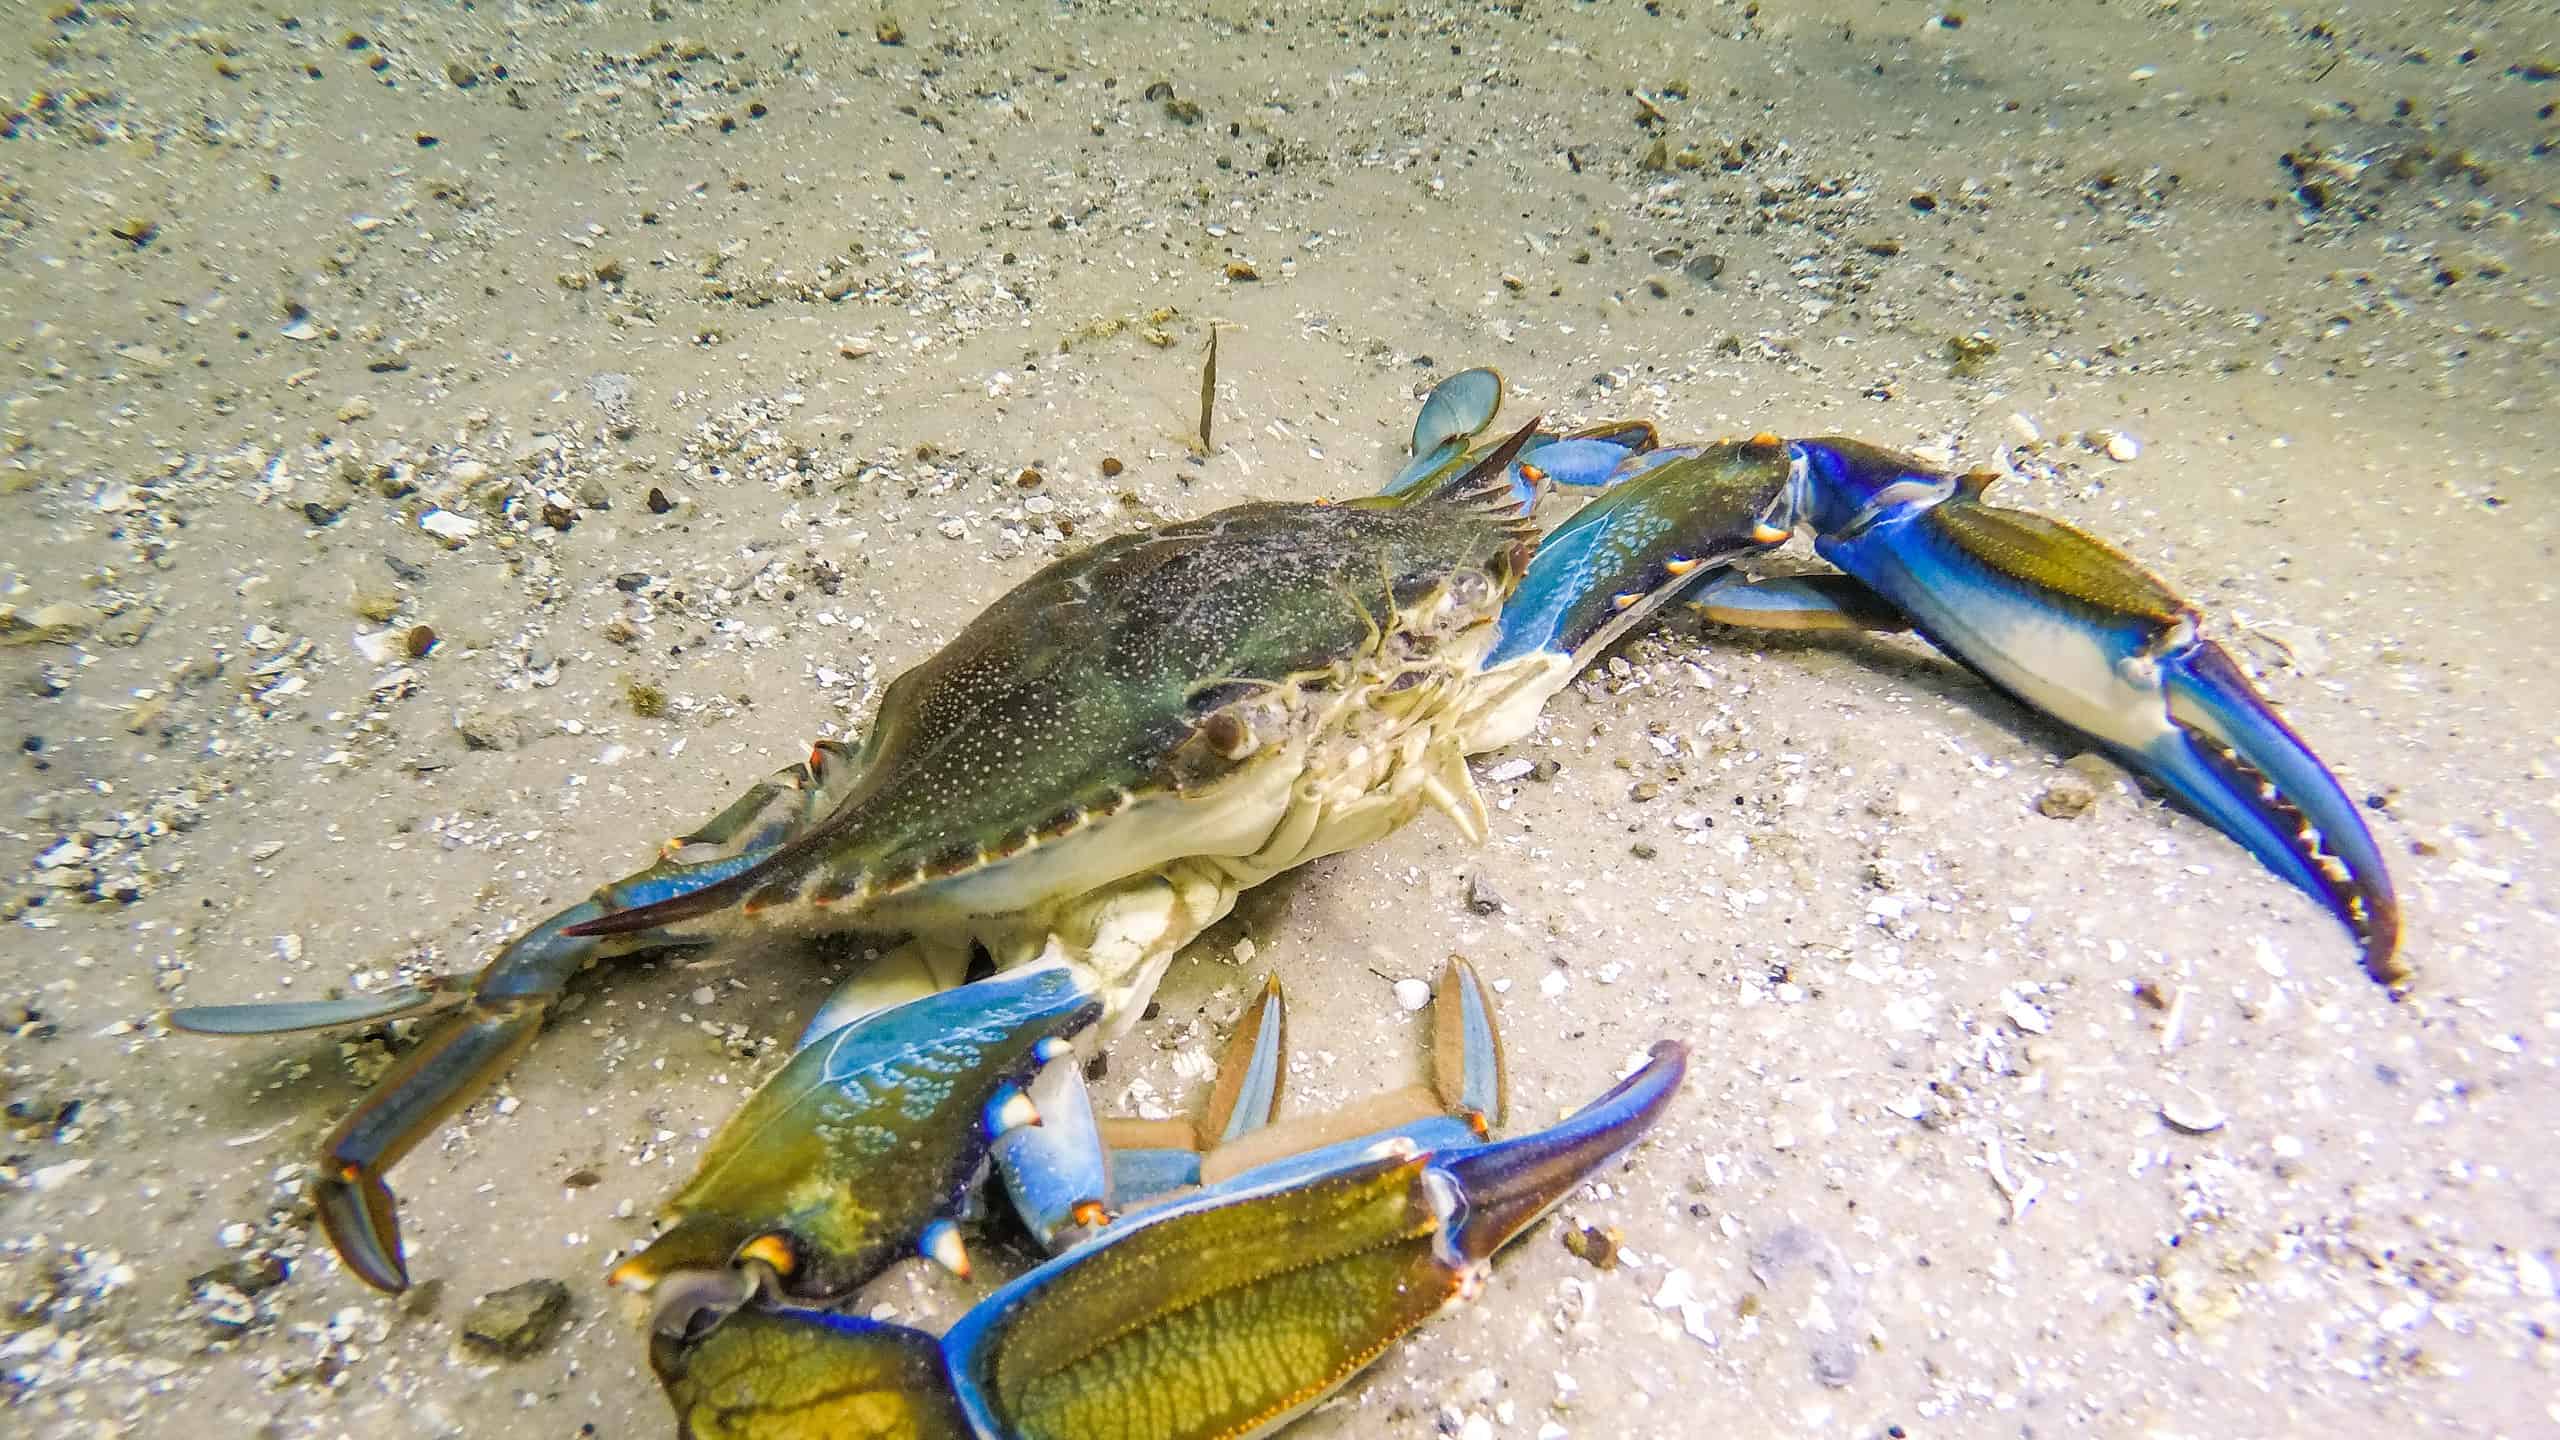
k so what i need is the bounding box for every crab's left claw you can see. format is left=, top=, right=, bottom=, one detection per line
left=1783, top=439, right=2403, bottom=986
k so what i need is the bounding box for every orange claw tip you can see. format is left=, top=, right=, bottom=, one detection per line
left=737, top=1233, right=797, bottom=1277
left=1070, top=1200, right=1108, bottom=1228
left=1750, top=522, right=1791, bottom=546
left=606, top=1255, right=655, bottom=1291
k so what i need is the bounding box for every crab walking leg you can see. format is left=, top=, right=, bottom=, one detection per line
left=1679, top=569, right=1916, bottom=634
left=168, top=741, right=869, bottom=1293
left=1783, top=439, right=2402, bottom=984
left=647, top=1042, right=1687, bottom=1440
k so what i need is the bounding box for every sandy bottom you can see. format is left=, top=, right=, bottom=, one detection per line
left=3, top=2, right=2553, bottom=1436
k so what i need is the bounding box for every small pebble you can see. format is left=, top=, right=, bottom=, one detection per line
left=2036, top=772, right=2097, bottom=819
left=459, top=1278, right=571, bottom=1359
left=2161, top=1087, right=2227, bottom=1135
left=1393, top=977, right=1431, bottom=1012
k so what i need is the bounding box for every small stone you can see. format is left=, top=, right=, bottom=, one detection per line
left=1223, top=260, right=1258, bottom=281
left=191, top=1254, right=289, bottom=1297
left=1629, top=781, right=1662, bottom=802
left=354, top=589, right=403, bottom=623
left=2104, top=432, right=2140, bottom=462
left=1562, top=1223, right=1623, bottom=1270
left=2036, top=772, right=2097, bottom=819
left=646, top=487, right=676, bottom=514
left=418, top=509, right=478, bottom=542
left=1630, top=841, right=1658, bottom=860
left=1466, top=874, right=1507, bottom=916
left=1099, top=456, right=1125, bottom=478
left=874, top=16, right=904, bottom=44
left=459, top=1278, right=570, bottom=1359
left=1015, top=467, right=1043, bottom=488
left=404, top=625, right=438, bottom=659
left=1529, top=758, right=1562, bottom=782
left=1393, top=977, right=1432, bottom=1012
left=2161, top=1087, right=2227, bottom=1135
left=455, top=710, right=527, bottom=751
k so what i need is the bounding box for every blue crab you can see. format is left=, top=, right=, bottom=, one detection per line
left=170, top=369, right=2398, bottom=1432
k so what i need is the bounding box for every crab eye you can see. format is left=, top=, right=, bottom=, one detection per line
left=1447, top=569, right=1495, bottom=612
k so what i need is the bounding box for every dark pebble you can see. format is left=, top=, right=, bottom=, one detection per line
left=614, top=572, right=653, bottom=592
left=460, top=1278, right=571, bottom=1359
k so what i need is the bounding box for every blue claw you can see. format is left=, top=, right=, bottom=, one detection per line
left=1434, top=1040, right=1686, bottom=1266
left=612, top=962, right=1104, bottom=1307
left=995, top=1048, right=1110, bottom=1252
left=1787, top=439, right=2402, bottom=985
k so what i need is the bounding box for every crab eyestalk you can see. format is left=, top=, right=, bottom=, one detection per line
left=1783, top=438, right=2403, bottom=985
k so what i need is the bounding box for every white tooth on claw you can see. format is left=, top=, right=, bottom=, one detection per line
left=984, top=1086, right=1041, bottom=1136
left=922, top=1218, right=971, bottom=1278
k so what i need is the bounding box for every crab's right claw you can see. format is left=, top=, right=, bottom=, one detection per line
left=931, top=1042, right=1687, bottom=1440
left=1785, top=439, right=2402, bottom=986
